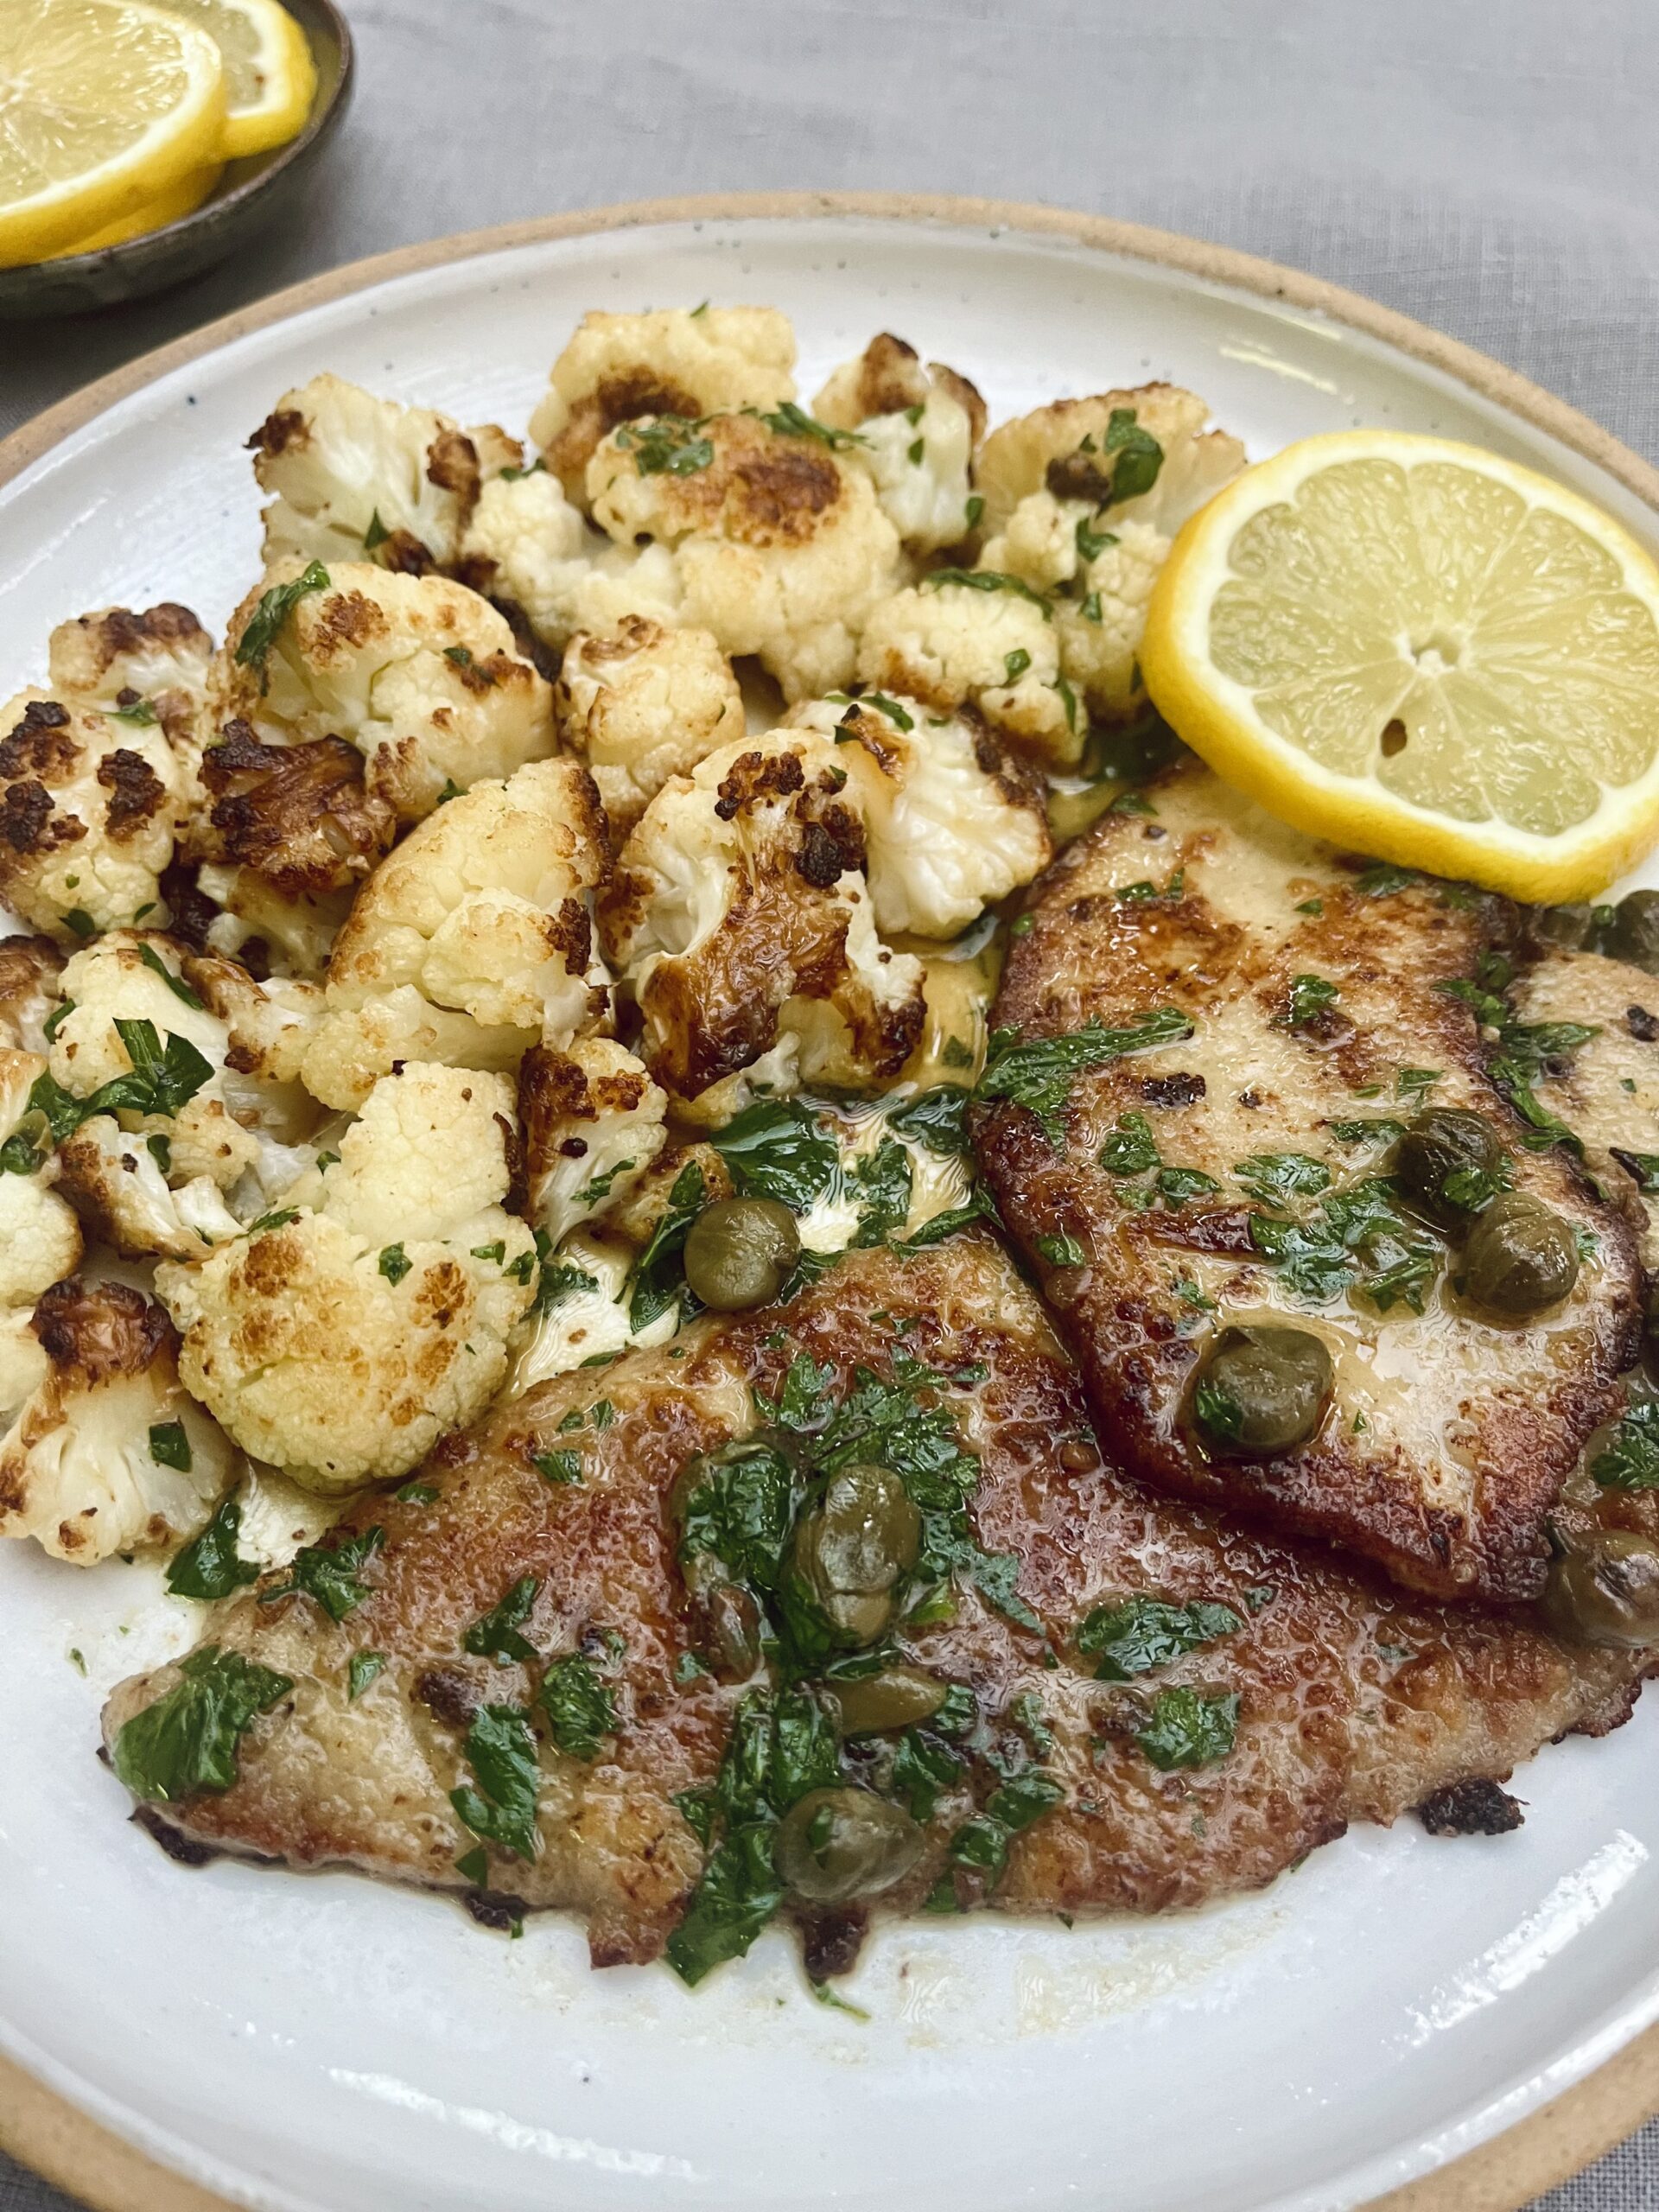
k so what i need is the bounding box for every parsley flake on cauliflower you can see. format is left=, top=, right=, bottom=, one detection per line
left=598, top=728, right=924, bottom=1109
left=814, top=332, right=987, bottom=555
left=785, top=692, right=1051, bottom=937
left=0, top=1046, right=83, bottom=1329
left=299, top=758, right=611, bottom=1110
left=518, top=1037, right=668, bottom=1246
left=156, top=1063, right=537, bottom=1495
left=555, top=615, right=745, bottom=835
left=586, top=410, right=906, bottom=701
left=529, top=305, right=797, bottom=500
left=0, top=690, right=183, bottom=943
left=47, top=603, right=213, bottom=756
left=213, top=560, right=555, bottom=824
left=249, top=372, right=524, bottom=574
left=0, top=1275, right=235, bottom=1564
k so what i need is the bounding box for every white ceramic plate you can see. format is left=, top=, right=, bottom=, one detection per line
left=5, top=208, right=1659, bottom=2212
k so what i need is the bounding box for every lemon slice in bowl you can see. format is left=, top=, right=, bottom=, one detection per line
left=42, top=158, right=220, bottom=254
left=0, top=0, right=225, bottom=265
left=158, top=0, right=315, bottom=159
left=1141, top=430, right=1659, bottom=902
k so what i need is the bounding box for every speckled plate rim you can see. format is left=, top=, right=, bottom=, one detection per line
left=3, top=189, right=1659, bottom=2212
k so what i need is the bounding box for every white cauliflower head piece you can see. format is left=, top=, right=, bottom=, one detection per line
left=249, top=372, right=524, bottom=572
left=47, top=602, right=213, bottom=756
left=0, top=1276, right=235, bottom=1564
left=0, top=690, right=182, bottom=942
left=0, top=1047, right=83, bottom=1313
left=156, top=1063, right=538, bottom=1495
left=598, top=728, right=925, bottom=1106
left=300, top=759, right=611, bottom=1110
left=554, top=615, right=745, bottom=835
left=785, top=692, right=1051, bottom=938
left=976, top=384, right=1246, bottom=721
left=587, top=410, right=906, bottom=701
left=0, top=936, right=65, bottom=1052
left=814, top=334, right=988, bottom=556
left=456, top=467, right=683, bottom=656
left=530, top=306, right=797, bottom=499
left=213, top=560, right=555, bottom=823
left=855, top=574, right=1081, bottom=763
left=518, top=1037, right=667, bottom=1246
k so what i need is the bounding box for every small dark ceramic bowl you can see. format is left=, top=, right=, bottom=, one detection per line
left=0, top=0, right=353, bottom=321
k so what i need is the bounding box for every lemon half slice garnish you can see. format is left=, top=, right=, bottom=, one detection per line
left=1142, top=430, right=1659, bottom=901
left=159, top=0, right=315, bottom=159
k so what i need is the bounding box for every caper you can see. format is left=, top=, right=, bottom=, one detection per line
left=1603, top=890, right=1659, bottom=976
left=1194, top=1325, right=1332, bottom=1455
left=1461, top=1192, right=1580, bottom=1317
left=1541, top=1531, right=1659, bottom=1648
left=826, top=1664, right=949, bottom=1736
left=775, top=1786, right=924, bottom=1904
left=1393, top=1108, right=1505, bottom=1230
left=787, top=1462, right=920, bottom=1649
left=683, top=1197, right=799, bottom=1311
left=701, top=1581, right=762, bottom=1679
left=1527, top=902, right=1599, bottom=954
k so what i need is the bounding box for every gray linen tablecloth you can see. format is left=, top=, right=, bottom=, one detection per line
left=3, top=3, right=1657, bottom=2206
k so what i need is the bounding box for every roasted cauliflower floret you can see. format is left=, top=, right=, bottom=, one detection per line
left=47, top=602, right=213, bottom=755
left=213, top=560, right=555, bottom=823
left=530, top=305, right=797, bottom=500
left=300, top=759, right=610, bottom=1110
left=156, top=1064, right=537, bottom=1493
left=554, top=616, right=745, bottom=835
left=814, top=334, right=987, bottom=556
left=518, top=1037, right=668, bottom=1245
left=587, top=410, right=906, bottom=701
left=456, top=467, right=684, bottom=655
left=976, top=385, right=1246, bottom=721
left=0, top=691, right=182, bottom=942
left=0, top=936, right=65, bottom=1052
left=855, top=575, right=1078, bottom=763
left=0, top=1048, right=83, bottom=1315
left=249, top=372, right=524, bottom=573
left=785, top=693, right=1051, bottom=937
left=0, top=1276, right=234, bottom=1564
left=42, top=932, right=270, bottom=1258
left=598, top=729, right=925, bottom=1107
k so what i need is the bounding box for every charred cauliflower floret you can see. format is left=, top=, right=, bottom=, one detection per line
left=47, top=602, right=213, bottom=759
left=0, top=691, right=182, bottom=942
left=588, top=410, right=906, bottom=702
left=249, top=372, right=524, bottom=573
left=213, top=560, right=555, bottom=824
left=598, top=728, right=925, bottom=1108
left=156, top=1063, right=537, bottom=1494
left=456, top=466, right=684, bottom=656
left=518, top=1036, right=667, bottom=1245
left=0, top=936, right=65, bottom=1052
left=45, top=932, right=264, bottom=1257
left=785, top=693, right=1051, bottom=937
left=554, top=615, right=745, bottom=835
left=530, top=305, right=797, bottom=501
left=0, top=1048, right=83, bottom=1319
left=976, top=384, right=1246, bottom=719
left=814, top=333, right=987, bottom=555
left=300, top=759, right=610, bottom=1111
left=855, top=575, right=1078, bottom=763
left=0, top=1276, right=234, bottom=1564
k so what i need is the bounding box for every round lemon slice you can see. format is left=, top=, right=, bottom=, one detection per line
left=0, top=0, right=226, bottom=266
left=158, top=0, right=315, bottom=160
left=1141, top=430, right=1659, bottom=901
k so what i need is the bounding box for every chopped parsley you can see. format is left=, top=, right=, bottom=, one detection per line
left=348, top=1652, right=387, bottom=1701
left=1035, top=1232, right=1087, bottom=1268
left=1283, top=974, right=1339, bottom=1027
left=450, top=1703, right=542, bottom=1862
left=378, top=1243, right=412, bottom=1286
left=165, top=1494, right=257, bottom=1599
left=1135, top=1688, right=1239, bottom=1770
left=111, top=696, right=159, bottom=725
left=756, top=401, right=867, bottom=449
left=1591, top=1402, right=1659, bottom=1491
left=533, top=1448, right=584, bottom=1486
left=539, top=1653, right=617, bottom=1760
left=1003, top=647, right=1032, bottom=682
left=111, top=1645, right=292, bottom=1802
left=1233, top=1153, right=1331, bottom=1204
left=147, top=1420, right=192, bottom=1471
left=1076, top=1595, right=1241, bottom=1680
left=233, top=559, right=329, bottom=689
left=976, top=1007, right=1193, bottom=1147
left=860, top=691, right=913, bottom=730
left=137, top=942, right=204, bottom=1007
left=850, top=1136, right=912, bottom=1247
left=1099, top=1111, right=1161, bottom=1177
left=626, top=1159, right=706, bottom=1330
left=617, top=414, right=715, bottom=474
left=258, top=1527, right=384, bottom=1622
left=710, top=1096, right=837, bottom=1211
left=886, top=1084, right=970, bottom=1156
left=922, top=568, right=1052, bottom=616
left=462, top=1574, right=541, bottom=1663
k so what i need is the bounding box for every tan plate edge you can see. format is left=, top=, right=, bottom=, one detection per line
left=3, top=189, right=1659, bottom=2212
